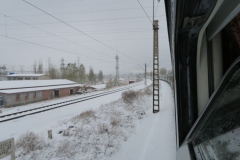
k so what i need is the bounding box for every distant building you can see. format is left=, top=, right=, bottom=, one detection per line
left=6, top=74, right=50, bottom=80
left=0, top=79, right=82, bottom=107
left=129, top=80, right=135, bottom=84
left=0, top=76, right=7, bottom=81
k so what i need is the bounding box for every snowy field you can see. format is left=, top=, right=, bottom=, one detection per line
left=1, top=80, right=176, bottom=160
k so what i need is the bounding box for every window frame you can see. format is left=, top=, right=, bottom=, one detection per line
left=186, top=57, right=240, bottom=159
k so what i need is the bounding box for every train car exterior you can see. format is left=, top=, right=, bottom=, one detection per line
left=164, top=0, right=240, bottom=159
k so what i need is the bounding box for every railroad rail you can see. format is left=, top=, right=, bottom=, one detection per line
left=0, top=83, right=143, bottom=123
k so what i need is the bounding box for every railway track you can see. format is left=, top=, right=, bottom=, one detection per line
left=0, top=83, right=143, bottom=123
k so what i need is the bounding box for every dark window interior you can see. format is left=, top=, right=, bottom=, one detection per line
left=54, top=90, right=59, bottom=97
left=222, top=13, right=240, bottom=74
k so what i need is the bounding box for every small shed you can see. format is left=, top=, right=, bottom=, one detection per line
left=129, top=80, right=135, bottom=84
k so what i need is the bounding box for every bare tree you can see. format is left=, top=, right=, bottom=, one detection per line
left=37, top=60, right=43, bottom=74
left=159, top=67, right=167, bottom=75
left=33, top=61, right=37, bottom=74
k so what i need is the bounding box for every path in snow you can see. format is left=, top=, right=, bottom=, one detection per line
left=108, top=81, right=176, bottom=160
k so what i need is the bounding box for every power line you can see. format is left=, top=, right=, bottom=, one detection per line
left=0, top=13, right=113, bottom=58
left=23, top=0, right=144, bottom=70
left=3, top=30, right=153, bottom=38
left=12, top=7, right=158, bottom=17
left=0, top=34, right=114, bottom=64
left=155, top=0, right=161, bottom=16
left=3, top=1, right=144, bottom=9
left=0, top=17, right=166, bottom=29
left=0, top=15, right=165, bottom=27
left=136, top=0, right=153, bottom=24
left=0, top=34, right=148, bottom=70
left=0, top=29, right=168, bottom=39
left=2, top=27, right=153, bottom=36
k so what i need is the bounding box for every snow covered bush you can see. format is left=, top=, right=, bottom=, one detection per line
left=121, top=90, right=139, bottom=104
left=16, top=132, right=46, bottom=154
left=56, top=139, right=76, bottom=158
left=71, top=109, right=96, bottom=124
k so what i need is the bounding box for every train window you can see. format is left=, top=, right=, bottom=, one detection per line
left=221, top=13, right=240, bottom=74
left=191, top=59, right=240, bottom=159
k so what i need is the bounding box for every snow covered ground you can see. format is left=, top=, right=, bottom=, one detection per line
left=1, top=80, right=176, bottom=160
left=107, top=81, right=176, bottom=160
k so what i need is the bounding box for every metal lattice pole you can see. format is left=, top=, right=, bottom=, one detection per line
left=153, top=20, right=160, bottom=113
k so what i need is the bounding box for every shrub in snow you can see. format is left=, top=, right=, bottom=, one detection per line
left=62, top=129, right=70, bottom=136
left=56, top=139, right=76, bottom=158
left=110, top=118, right=121, bottom=127
left=144, top=86, right=153, bottom=95
left=97, top=123, right=109, bottom=134
left=16, top=132, right=46, bottom=154
left=71, top=110, right=96, bottom=124
left=122, top=90, right=139, bottom=104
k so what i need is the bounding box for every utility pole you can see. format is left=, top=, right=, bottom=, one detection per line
left=145, top=63, right=147, bottom=86
left=115, top=55, right=119, bottom=86
left=153, top=20, right=160, bottom=113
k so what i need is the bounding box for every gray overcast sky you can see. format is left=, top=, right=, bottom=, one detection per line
left=0, top=0, right=171, bottom=75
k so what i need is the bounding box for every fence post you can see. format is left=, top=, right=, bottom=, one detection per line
left=48, top=130, right=52, bottom=139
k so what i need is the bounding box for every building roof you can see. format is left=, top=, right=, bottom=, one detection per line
left=90, top=84, right=106, bottom=90
left=0, top=84, right=81, bottom=94
left=6, top=74, right=46, bottom=77
left=0, top=79, right=80, bottom=90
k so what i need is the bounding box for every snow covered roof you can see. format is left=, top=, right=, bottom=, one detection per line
left=90, top=84, right=106, bottom=90
left=6, top=74, right=46, bottom=77
left=0, top=79, right=80, bottom=90
left=0, top=84, right=81, bottom=94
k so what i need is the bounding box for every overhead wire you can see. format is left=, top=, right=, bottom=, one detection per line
left=23, top=0, right=145, bottom=71
left=12, top=7, right=155, bottom=17
left=3, top=30, right=153, bottom=38
left=0, top=16, right=166, bottom=29
left=136, top=0, right=153, bottom=24
left=0, top=34, right=114, bottom=64
left=0, top=34, right=150, bottom=70
left=0, top=13, right=114, bottom=58
left=155, top=0, right=161, bottom=16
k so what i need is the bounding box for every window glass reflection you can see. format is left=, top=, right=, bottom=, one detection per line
left=193, top=68, right=240, bottom=160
